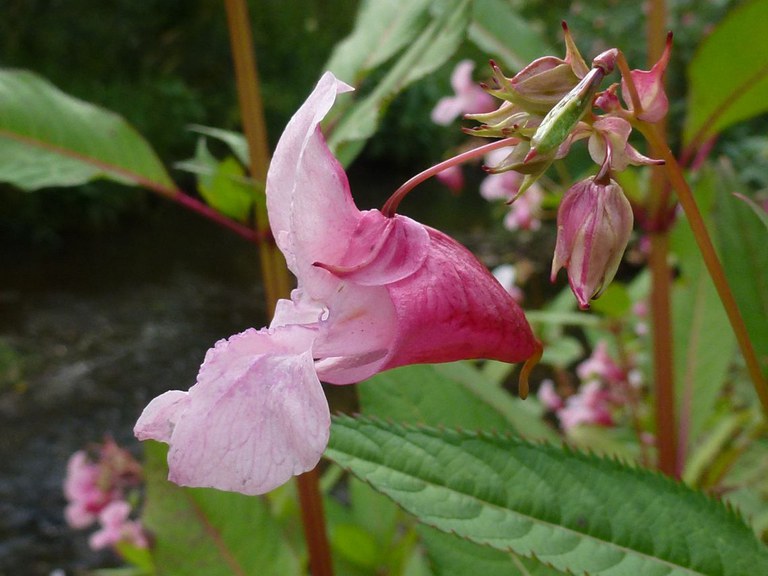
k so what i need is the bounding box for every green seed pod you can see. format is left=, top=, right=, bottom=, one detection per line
left=527, top=66, right=605, bottom=159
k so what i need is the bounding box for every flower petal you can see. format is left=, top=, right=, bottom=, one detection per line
left=314, top=211, right=429, bottom=286
left=266, top=72, right=360, bottom=300
left=136, top=326, right=330, bottom=495
left=383, top=227, right=537, bottom=367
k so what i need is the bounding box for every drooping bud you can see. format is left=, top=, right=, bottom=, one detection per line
left=621, top=32, right=673, bottom=123
left=551, top=177, right=633, bottom=309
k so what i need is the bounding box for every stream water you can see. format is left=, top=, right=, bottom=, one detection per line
left=0, top=166, right=531, bottom=575
left=1, top=206, right=265, bottom=575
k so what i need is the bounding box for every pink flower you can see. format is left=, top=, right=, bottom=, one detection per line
left=63, top=451, right=112, bottom=529
left=431, top=60, right=495, bottom=125
left=63, top=440, right=142, bottom=530
left=537, top=379, right=564, bottom=411
left=558, top=381, right=614, bottom=430
left=435, top=164, right=464, bottom=192
left=576, top=341, right=624, bottom=385
left=136, top=72, right=538, bottom=495
left=480, top=149, right=543, bottom=231
left=621, top=33, right=672, bottom=123
left=551, top=177, right=633, bottom=309
left=587, top=117, right=663, bottom=172
left=88, top=501, right=148, bottom=551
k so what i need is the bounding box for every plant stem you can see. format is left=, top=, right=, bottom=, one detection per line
left=173, top=190, right=263, bottom=243
left=638, top=122, right=768, bottom=416
left=381, top=137, right=518, bottom=217
left=648, top=232, right=678, bottom=477
left=224, top=2, right=334, bottom=574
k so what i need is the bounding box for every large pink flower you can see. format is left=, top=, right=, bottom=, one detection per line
left=135, top=72, right=537, bottom=495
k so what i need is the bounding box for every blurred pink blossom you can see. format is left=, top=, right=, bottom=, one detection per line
left=435, top=164, right=464, bottom=193
left=558, top=381, right=615, bottom=430
left=537, top=379, right=564, bottom=411
left=576, top=341, right=624, bottom=385
left=431, top=60, right=495, bottom=125
left=481, top=149, right=544, bottom=231
left=88, top=501, right=148, bottom=551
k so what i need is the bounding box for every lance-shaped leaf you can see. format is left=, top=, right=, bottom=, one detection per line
left=684, top=0, right=768, bottom=147
left=141, top=441, right=301, bottom=576
left=0, top=69, right=176, bottom=194
left=327, top=0, right=471, bottom=165
left=469, top=0, right=552, bottom=72
left=327, top=416, right=768, bottom=576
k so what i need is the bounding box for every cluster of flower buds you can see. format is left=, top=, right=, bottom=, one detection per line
left=63, top=438, right=147, bottom=551
left=463, top=24, right=671, bottom=308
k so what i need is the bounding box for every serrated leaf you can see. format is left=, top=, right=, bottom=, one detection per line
left=714, top=162, right=768, bottom=376
left=142, top=441, right=300, bottom=576
left=328, top=0, right=471, bottom=166
left=358, top=362, right=558, bottom=442
left=327, top=416, right=768, bottom=576
left=468, top=0, right=552, bottom=71
left=0, top=69, right=175, bottom=193
left=419, top=525, right=567, bottom=576
left=325, top=0, right=433, bottom=84
left=684, top=0, right=768, bottom=145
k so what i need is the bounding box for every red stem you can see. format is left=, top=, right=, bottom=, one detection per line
left=173, top=191, right=263, bottom=243
left=381, top=138, right=518, bottom=217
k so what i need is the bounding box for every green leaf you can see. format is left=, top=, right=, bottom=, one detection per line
left=325, top=0, right=433, bottom=84
left=419, top=525, right=567, bottom=576
left=469, top=0, right=552, bottom=71
left=714, top=162, right=768, bottom=376
left=0, top=69, right=175, bottom=193
left=359, top=362, right=558, bottom=442
left=142, top=441, right=301, bottom=576
left=327, top=416, right=768, bottom=576
left=733, top=192, right=768, bottom=230
left=188, top=124, right=250, bottom=168
left=670, top=175, right=736, bottom=448
left=328, top=0, right=472, bottom=165
left=684, top=0, right=768, bottom=145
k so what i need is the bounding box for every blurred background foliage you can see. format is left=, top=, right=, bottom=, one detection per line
left=1, top=0, right=762, bottom=243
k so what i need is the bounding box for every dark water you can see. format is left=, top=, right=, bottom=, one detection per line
left=0, top=206, right=266, bottom=575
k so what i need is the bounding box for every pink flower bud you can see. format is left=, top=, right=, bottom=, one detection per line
left=621, top=33, right=672, bottom=123
left=551, top=177, right=633, bottom=309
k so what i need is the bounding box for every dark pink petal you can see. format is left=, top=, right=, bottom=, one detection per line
left=382, top=227, right=537, bottom=368
left=314, top=211, right=429, bottom=286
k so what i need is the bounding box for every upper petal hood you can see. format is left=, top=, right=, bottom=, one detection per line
left=266, top=72, right=359, bottom=300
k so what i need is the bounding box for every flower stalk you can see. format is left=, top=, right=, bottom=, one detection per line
left=637, top=121, right=768, bottom=416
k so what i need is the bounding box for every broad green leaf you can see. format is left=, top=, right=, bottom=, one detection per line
left=325, top=0, right=432, bottom=84
left=328, top=0, right=471, bottom=165
left=684, top=0, right=768, bottom=145
left=188, top=124, right=250, bottom=168
left=419, top=525, right=567, bottom=576
left=469, top=0, right=551, bottom=71
left=142, top=442, right=300, bottom=576
left=0, top=69, right=175, bottom=193
left=589, top=283, right=632, bottom=319
left=358, top=362, right=558, bottom=442
left=714, top=163, right=768, bottom=376
left=670, top=175, right=736, bottom=448
left=327, top=416, right=768, bottom=576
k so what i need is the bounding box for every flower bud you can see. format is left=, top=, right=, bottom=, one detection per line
left=551, top=177, right=633, bottom=309
left=482, top=23, right=589, bottom=115
left=621, top=32, right=672, bottom=123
